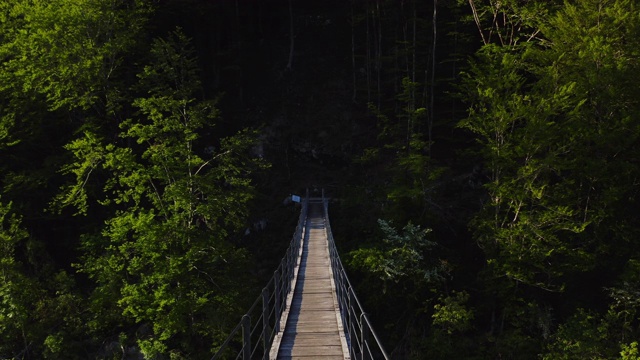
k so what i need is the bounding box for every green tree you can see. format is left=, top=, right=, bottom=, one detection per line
left=0, top=0, right=149, bottom=113
left=460, top=0, right=640, bottom=291
left=460, top=42, right=595, bottom=290
left=349, top=219, right=442, bottom=288
left=58, top=30, right=264, bottom=358
left=432, top=291, right=474, bottom=335
left=459, top=0, right=640, bottom=356
left=0, top=0, right=151, bottom=224
left=0, top=3, right=151, bottom=356
left=424, top=291, right=476, bottom=359
left=621, top=342, right=640, bottom=360
left=463, top=0, right=560, bottom=47
left=0, top=200, right=34, bottom=358
left=0, top=200, right=87, bottom=359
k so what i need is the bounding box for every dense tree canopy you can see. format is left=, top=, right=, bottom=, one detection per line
left=1, top=0, right=639, bottom=359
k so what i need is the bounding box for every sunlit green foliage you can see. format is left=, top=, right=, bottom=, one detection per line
left=0, top=0, right=150, bottom=112
left=55, top=29, right=264, bottom=358
left=460, top=0, right=640, bottom=291
left=458, top=0, right=640, bottom=357
left=432, top=291, right=474, bottom=335
left=0, top=200, right=87, bottom=359
left=349, top=219, right=442, bottom=287
left=0, top=200, right=31, bottom=356
left=621, top=342, right=640, bottom=360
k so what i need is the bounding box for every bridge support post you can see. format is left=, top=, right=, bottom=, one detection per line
left=274, top=271, right=281, bottom=334
left=360, top=313, right=370, bottom=360
left=262, top=287, right=270, bottom=360
left=337, top=269, right=345, bottom=321
left=348, top=286, right=356, bottom=357
left=283, top=256, right=290, bottom=295
left=241, top=314, right=251, bottom=360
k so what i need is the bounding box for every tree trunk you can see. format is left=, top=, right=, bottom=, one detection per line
left=376, top=0, right=382, bottom=109
left=351, top=0, right=357, bottom=103
left=366, top=3, right=371, bottom=103
left=429, top=0, right=437, bottom=154
left=286, top=0, right=294, bottom=70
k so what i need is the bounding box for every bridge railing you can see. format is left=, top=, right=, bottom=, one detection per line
left=322, top=192, right=390, bottom=360
left=211, top=192, right=309, bottom=360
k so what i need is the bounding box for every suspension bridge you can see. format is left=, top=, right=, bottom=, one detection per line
left=212, top=191, right=389, bottom=360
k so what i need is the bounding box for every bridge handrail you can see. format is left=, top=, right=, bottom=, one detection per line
left=322, top=191, right=390, bottom=360
left=211, top=191, right=309, bottom=360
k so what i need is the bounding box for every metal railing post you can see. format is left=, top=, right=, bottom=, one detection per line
left=274, top=271, right=281, bottom=334
left=361, top=313, right=370, bottom=360
left=241, top=315, right=251, bottom=360
left=348, top=286, right=356, bottom=356
left=338, top=270, right=346, bottom=330
left=262, top=288, right=269, bottom=360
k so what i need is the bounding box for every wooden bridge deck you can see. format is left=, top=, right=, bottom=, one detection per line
left=272, top=202, right=349, bottom=359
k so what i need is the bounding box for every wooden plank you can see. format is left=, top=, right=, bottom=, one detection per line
left=278, top=345, right=344, bottom=356
left=278, top=357, right=343, bottom=360
left=279, top=334, right=341, bottom=345
left=287, top=312, right=339, bottom=320
left=292, top=294, right=335, bottom=302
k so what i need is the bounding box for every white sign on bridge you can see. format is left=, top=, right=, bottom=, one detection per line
left=291, top=195, right=301, bottom=203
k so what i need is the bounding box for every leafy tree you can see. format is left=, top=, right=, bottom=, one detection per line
left=459, top=42, right=594, bottom=290
left=57, top=30, right=265, bottom=358
left=0, top=0, right=150, bottom=113
left=460, top=0, right=640, bottom=291
left=355, top=77, right=448, bottom=227
left=621, top=342, right=640, bottom=360
left=349, top=219, right=442, bottom=289
left=0, top=0, right=151, bottom=222
left=462, top=0, right=561, bottom=47
left=0, top=200, right=33, bottom=357
left=0, top=3, right=151, bottom=356
left=0, top=200, right=87, bottom=359
left=541, top=305, right=635, bottom=360
left=345, top=217, right=447, bottom=358
left=432, top=291, right=474, bottom=335
left=423, top=291, right=476, bottom=359
left=459, top=0, right=640, bottom=356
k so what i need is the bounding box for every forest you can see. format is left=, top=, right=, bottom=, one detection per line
left=1, top=0, right=639, bottom=359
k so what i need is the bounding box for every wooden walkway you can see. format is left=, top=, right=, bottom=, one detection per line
left=271, top=202, right=349, bottom=359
